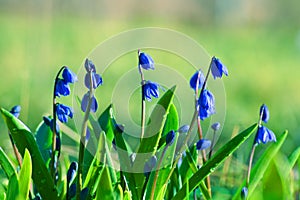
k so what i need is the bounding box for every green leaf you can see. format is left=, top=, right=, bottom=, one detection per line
left=18, top=149, right=32, bottom=200
left=173, top=124, right=258, bottom=200
left=0, top=147, right=16, bottom=178
left=96, top=166, right=114, bottom=199
left=288, top=147, right=300, bottom=172
left=6, top=173, right=19, bottom=200
left=35, top=119, right=53, bottom=164
left=1, top=108, right=58, bottom=199
left=232, top=130, right=288, bottom=199
left=98, top=104, right=115, bottom=144
left=131, top=86, right=176, bottom=199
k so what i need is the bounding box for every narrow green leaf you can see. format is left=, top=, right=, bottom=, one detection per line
left=1, top=108, right=58, bottom=199
left=6, top=173, right=19, bottom=200
left=173, top=124, right=258, bottom=200
left=0, top=147, right=16, bottom=178
left=18, top=149, right=32, bottom=200
left=35, top=120, right=53, bottom=164
left=288, top=147, right=300, bottom=172
left=232, top=130, right=288, bottom=199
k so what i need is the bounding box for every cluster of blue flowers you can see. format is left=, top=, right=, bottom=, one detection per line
left=189, top=56, right=228, bottom=120
left=54, top=67, right=78, bottom=123
left=138, top=51, right=159, bottom=101
left=81, top=59, right=102, bottom=113
left=254, top=104, right=276, bottom=144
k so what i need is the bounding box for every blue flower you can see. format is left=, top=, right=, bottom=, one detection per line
left=196, top=139, right=211, bottom=150
left=178, top=125, right=189, bottom=134
left=43, top=116, right=60, bottom=134
left=211, top=122, right=221, bottom=131
left=190, top=70, right=205, bottom=91
left=210, top=56, right=228, bottom=79
left=241, top=187, right=248, bottom=199
left=260, top=104, right=269, bottom=123
left=62, top=67, right=78, bottom=84
left=84, top=58, right=96, bottom=72
left=81, top=92, right=98, bottom=112
left=139, top=52, right=155, bottom=70
left=255, top=125, right=276, bottom=144
left=55, top=79, right=70, bottom=97
left=198, top=89, right=215, bottom=120
left=143, top=81, right=159, bottom=101
left=144, top=155, right=157, bottom=178
left=10, top=105, right=21, bottom=118
left=166, top=130, right=175, bottom=146
left=84, top=73, right=102, bottom=89
left=67, top=161, right=78, bottom=185
left=56, top=104, right=73, bottom=123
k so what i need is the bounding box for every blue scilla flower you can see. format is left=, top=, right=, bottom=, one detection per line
left=67, top=161, right=78, bottom=185
left=196, top=139, right=211, bottom=150
left=56, top=104, right=73, bottom=123
left=43, top=116, right=60, bottom=134
left=84, top=59, right=103, bottom=89
left=255, top=125, right=276, bottom=144
left=241, top=187, right=248, bottom=199
left=139, top=52, right=155, bottom=70
left=210, top=56, right=228, bottom=79
left=55, top=79, right=71, bottom=97
left=144, top=155, right=157, bottom=178
left=190, top=70, right=205, bottom=91
left=178, top=125, right=189, bottom=134
left=260, top=104, right=269, bottom=123
left=10, top=105, right=21, bottom=118
left=62, top=67, right=78, bottom=84
left=143, top=81, right=159, bottom=101
left=198, top=89, right=215, bottom=120
left=211, top=122, right=221, bottom=131
left=81, top=92, right=98, bottom=112
left=166, top=130, right=175, bottom=146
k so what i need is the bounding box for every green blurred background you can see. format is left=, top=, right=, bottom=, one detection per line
left=0, top=1, right=299, bottom=155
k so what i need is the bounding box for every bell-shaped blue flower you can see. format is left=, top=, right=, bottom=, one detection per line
left=68, top=183, right=76, bottom=199
left=198, top=89, right=215, bottom=120
left=55, top=79, right=70, bottom=97
left=211, top=122, right=221, bottom=131
left=43, top=116, right=60, bottom=134
left=56, top=104, right=73, bottom=123
left=210, top=56, right=228, bottom=79
left=144, top=155, right=157, bottom=178
left=139, top=52, right=155, bottom=70
left=255, top=125, right=276, bottom=144
left=241, top=187, right=248, bottom=199
left=166, top=130, right=175, bottom=146
left=178, top=125, right=189, bottom=134
left=259, top=104, right=269, bottom=123
left=143, top=81, right=159, bottom=101
left=84, top=73, right=103, bottom=89
left=190, top=70, right=205, bottom=91
left=62, top=67, right=78, bottom=84
left=84, top=58, right=96, bottom=72
left=67, top=161, right=78, bottom=185
left=10, top=105, right=21, bottom=118
left=196, top=139, right=211, bottom=150
left=81, top=92, right=98, bottom=112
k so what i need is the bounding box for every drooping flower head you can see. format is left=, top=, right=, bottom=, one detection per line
left=55, top=79, right=71, bottom=97
left=81, top=92, right=98, bottom=113
left=10, top=105, right=21, bottom=118
left=211, top=122, right=221, bottom=131
left=43, top=116, right=60, bottom=134
left=144, top=155, right=157, bottom=178
left=84, top=59, right=103, bottom=89
left=166, top=130, right=175, bottom=146
left=62, top=67, right=78, bottom=84
left=143, top=81, right=159, bottom=101
left=241, top=187, right=248, bottom=199
left=139, top=52, right=155, bottom=70
left=259, top=104, right=269, bottom=123
left=210, top=56, right=228, bottom=79
left=254, top=125, right=276, bottom=144
left=198, top=89, right=215, bottom=120
left=178, top=125, right=189, bottom=134
left=56, top=103, right=73, bottom=123
left=196, top=139, right=211, bottom=150
left=189, top=70, right=205, bottom=91
left=67, top=161, right=78, bottom=185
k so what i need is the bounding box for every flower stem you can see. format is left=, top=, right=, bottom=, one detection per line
left=150, top=145, right=168, bottom=200
left=76, top=71, right=94, bottom=200
left=208, top=130, right=216, bottom=159
left=7, top=132, right=22, bottom=167
left=246, top=145, right=256, bottom=187
left=51, top=66, right=65, bottom=181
